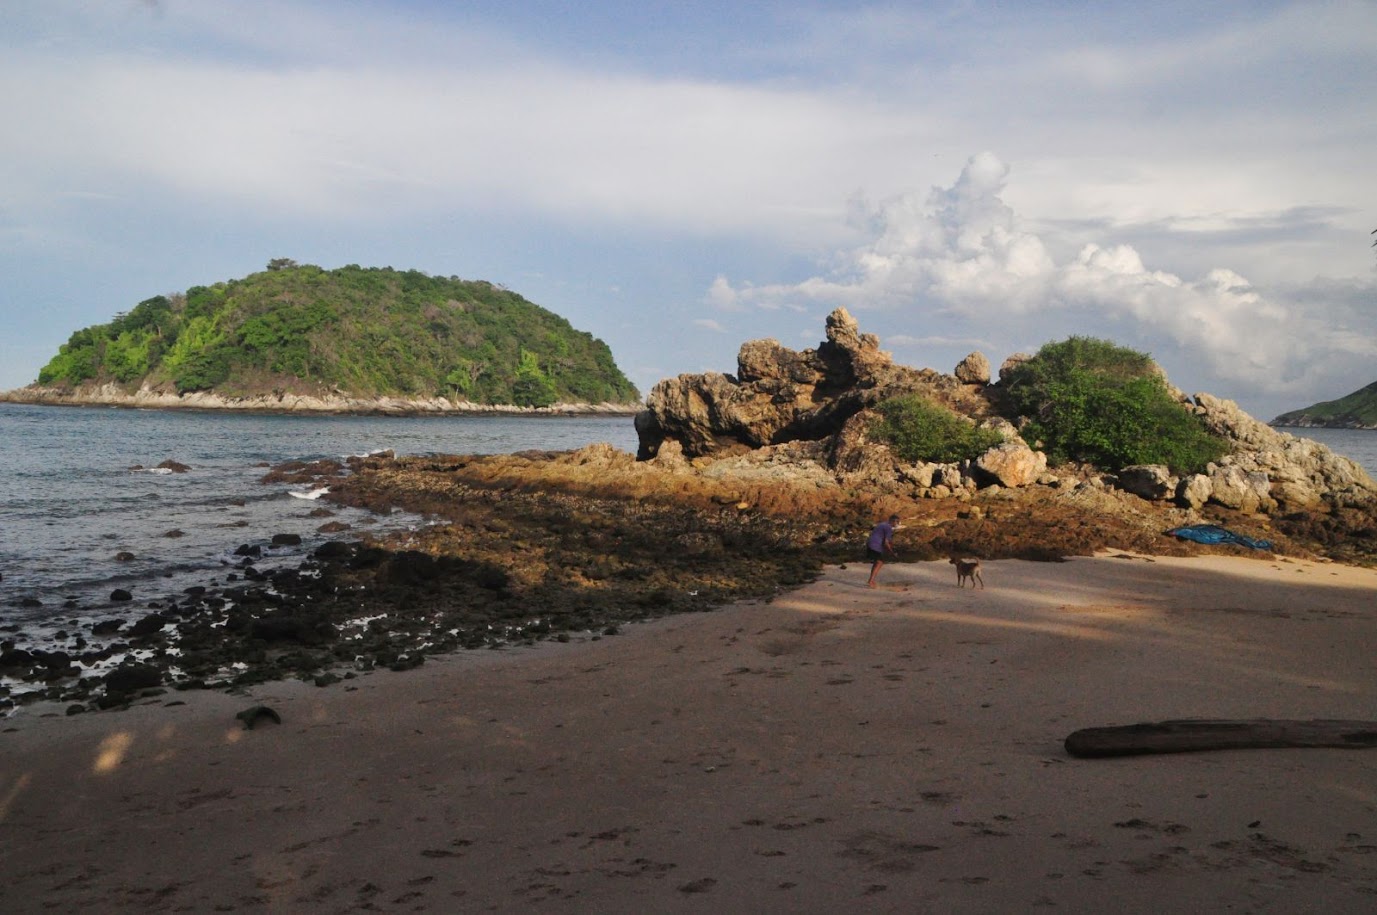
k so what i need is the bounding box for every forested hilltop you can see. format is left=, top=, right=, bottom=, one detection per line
left=1272, top=381, right=1377, bottom=430
left=25, top=261, right=640, bottom=408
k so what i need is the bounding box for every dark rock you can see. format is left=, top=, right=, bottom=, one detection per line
left=271, top=533, right=303, bottom=546
left=19, top=597, right=42, bottom=608
left=92, top=619, right=125, bottom=635
left=163, top=529, right=185, bottom=538
left=128, top=613, right=168, bottom=637
left=314, top=541, right=353, bottom=560
left=104, top=664, right=162, bottom=694
left=156, top=460, right=192, bottom=473
left=114, top=552, right=136, bottom=561
left=235, top=705, right=281, bottom=729
left=235, top=544, right=262, bottom=558
left=110, top=589, right=133, bottom=602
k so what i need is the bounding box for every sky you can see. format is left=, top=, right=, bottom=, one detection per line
left=2, top=0, right=1374, bottom=421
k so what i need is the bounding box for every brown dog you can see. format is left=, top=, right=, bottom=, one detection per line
left=950, top=557, right=984, bottom=589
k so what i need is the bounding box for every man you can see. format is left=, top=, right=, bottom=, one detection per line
left=865, top=514, right=900, bottom=588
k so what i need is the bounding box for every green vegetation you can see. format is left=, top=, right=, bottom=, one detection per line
left=1272, top=380, right=1377, bottom=428
left=35, top=263, right=639, bottom=407
left=871, top=394, right=1005, bottom=463
left=1000, top=336, right=1228, bottom=474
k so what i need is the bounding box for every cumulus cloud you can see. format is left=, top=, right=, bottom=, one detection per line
left=711, top=153, right=1377, bottom=397
left=693, top=318, right=726, bottom=333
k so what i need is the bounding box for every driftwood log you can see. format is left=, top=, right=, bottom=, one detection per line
left=1065, top=719, right=1377, bottom=758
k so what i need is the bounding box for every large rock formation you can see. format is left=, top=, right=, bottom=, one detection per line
left=636, top=308, right=987, bottom=461
left=635, top=309, right=1375, bottom=519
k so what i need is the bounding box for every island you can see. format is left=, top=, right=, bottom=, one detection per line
left=0, top=260, right=641, bottom=414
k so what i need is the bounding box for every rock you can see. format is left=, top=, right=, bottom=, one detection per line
left=110, top=588, right=133, bottom=602
left=954, top=352, right=991, bottom=385
left=271, top=533, right=303, bottom=546
left=104, top=664, right=162, bottom=694
left=998, top=353, right=1033, bottom=383
left=1191, top=392, right=1377, bottom=511
left=974, top=442, right=1047, bottom=488
left=114, top=551, right=136, bottom=561
left=235, top=705, right=282, bottom=729
left=314, top=541, right=354, bottom=560
left=1116, top=465, right=1178, bottom=501
left=156, top=460, right=191, bottom=473
left=1176, top=473, right=1212, bottom=510
left=636, top=307, right=990, bottom=461
left=128, top=613, right=167, bottom=637
left=91, top=619, right=125, bottom=635
left=1208, top=464, right=1273, bottom=513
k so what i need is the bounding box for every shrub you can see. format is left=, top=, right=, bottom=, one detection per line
left=1001, top=337, right=1228, bottom=474
left=871, top=394, right=1005, bottom=463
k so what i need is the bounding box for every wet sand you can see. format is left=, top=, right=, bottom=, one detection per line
left=3, top=553, right=1376, bottom=913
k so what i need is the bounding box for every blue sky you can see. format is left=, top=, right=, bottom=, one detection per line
left=2, top=0, right=1374, bottom=420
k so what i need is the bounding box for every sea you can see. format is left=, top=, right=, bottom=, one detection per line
left=0, top=403, right=638, bottom=647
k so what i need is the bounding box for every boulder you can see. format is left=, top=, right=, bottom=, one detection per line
left=1207, top=464, right=1272, bottom=513
left=1176, top=473, right=1212, bottom=510
left=104, top=664, right=162, bottom=695
left=1116, top=465, right=1178, bottom=501
left=974, top=442, right=1047, bottom=488
left=998, top=353, right=1033, bottom=384
left=954, top=352, right=991, bottom=385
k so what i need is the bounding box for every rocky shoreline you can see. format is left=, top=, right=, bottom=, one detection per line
left=4, top=439, right=1375, bottom=718
left=0, top=383, right=641, bottom=416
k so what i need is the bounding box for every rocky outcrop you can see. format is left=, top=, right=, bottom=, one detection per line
left=636, top=307, right=990, bottom=461
left=1189, top=393, right=1377, bottom=510
left=634, top=310, right=1374, bottom=518
left=954, top=352, right=991, bottom=386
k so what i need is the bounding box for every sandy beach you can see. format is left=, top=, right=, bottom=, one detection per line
left=3, top=552, right=1375, bottom=913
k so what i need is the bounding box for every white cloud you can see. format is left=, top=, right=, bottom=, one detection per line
left=693, top=318, right=726, bottom=333
left=712, top=153, right=1377, bottom=396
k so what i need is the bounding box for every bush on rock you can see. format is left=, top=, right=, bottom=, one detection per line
left=1001, top=337, right=1227, bottom=474
left=871, top=395, right=1005, bottom=464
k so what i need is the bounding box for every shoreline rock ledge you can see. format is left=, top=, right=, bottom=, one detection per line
left=0, top=383, right=640, bottom=416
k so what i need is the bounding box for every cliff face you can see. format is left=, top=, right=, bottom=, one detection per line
left=636, top=308, right=1377, bottom=518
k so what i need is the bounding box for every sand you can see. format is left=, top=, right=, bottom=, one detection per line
left=3, top=552, right=1376, bottom=913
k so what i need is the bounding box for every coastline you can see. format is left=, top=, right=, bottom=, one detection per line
left=3, top=554, right=1375, bottom=912
left=0, top=385, right=643, bottom=416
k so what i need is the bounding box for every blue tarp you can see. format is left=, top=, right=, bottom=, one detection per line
left=1166, top=524, right=1273, bottom=551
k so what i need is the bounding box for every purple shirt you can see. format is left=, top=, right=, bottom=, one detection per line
left=867, top=521, right=895, bottom=552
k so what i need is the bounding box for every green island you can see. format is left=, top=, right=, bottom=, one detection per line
left=15, top=260, right=640, bottom=410
left=1272, top=380, right=1377, bottom=430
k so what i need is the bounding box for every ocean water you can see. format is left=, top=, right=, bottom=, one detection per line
left=0, top=403, right=638, bottom=636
